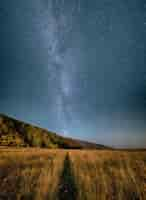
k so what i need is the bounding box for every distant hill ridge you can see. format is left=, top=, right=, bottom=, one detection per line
left=0, top=114, right=108, bottom=149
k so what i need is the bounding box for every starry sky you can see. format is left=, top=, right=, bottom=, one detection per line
left=0, top=0, right=146, bottom=147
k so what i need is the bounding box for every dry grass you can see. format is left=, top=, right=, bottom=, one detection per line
left=0, top=148, right=66, bottom=200
left=0, top=148, right=146, bottom=200
left=70, top=150, right=146, bottom=200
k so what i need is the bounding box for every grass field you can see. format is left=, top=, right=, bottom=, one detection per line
left=0, top=148, right=146, bottom=200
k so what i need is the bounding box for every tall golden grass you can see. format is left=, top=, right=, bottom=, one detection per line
left=70, top=150, right=146, bottom=200
left=0, top=148, right=66, bottom=200
left=0, top=148, right=146, bottom=200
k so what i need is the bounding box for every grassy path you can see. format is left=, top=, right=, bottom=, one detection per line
left=58, top=153, right=78, bottom=200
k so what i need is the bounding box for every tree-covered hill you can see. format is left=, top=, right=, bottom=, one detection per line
left=0, top=114, right=108, bottom=149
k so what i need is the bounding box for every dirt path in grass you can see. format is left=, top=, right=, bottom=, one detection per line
left=58, top=153, right=78, bottom=200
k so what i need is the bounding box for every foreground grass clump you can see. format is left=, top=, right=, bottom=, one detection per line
left=0, top=148, right=146, bottom=200
left=58, top=153, right=78, bottom=200
left=70, top=150, right=146, bottom=200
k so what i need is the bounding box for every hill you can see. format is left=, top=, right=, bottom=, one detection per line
left=0, top=114, right=108, bottom=149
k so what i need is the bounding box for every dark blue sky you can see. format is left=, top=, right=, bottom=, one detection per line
left=0, top=0, right=146, bottom=147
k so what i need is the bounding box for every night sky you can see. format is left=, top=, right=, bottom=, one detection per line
left=0, top=0, right=146, bottom=147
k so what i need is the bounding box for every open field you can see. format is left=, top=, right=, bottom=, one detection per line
left=0, top=148, right=146, bottom=200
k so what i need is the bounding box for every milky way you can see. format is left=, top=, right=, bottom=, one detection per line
left=0, top=0, right=146, bottom=147
left=40, top=0, right=84, bottom=135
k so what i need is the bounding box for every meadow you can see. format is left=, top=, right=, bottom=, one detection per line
left=0, top=148, right=146, bottom=200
